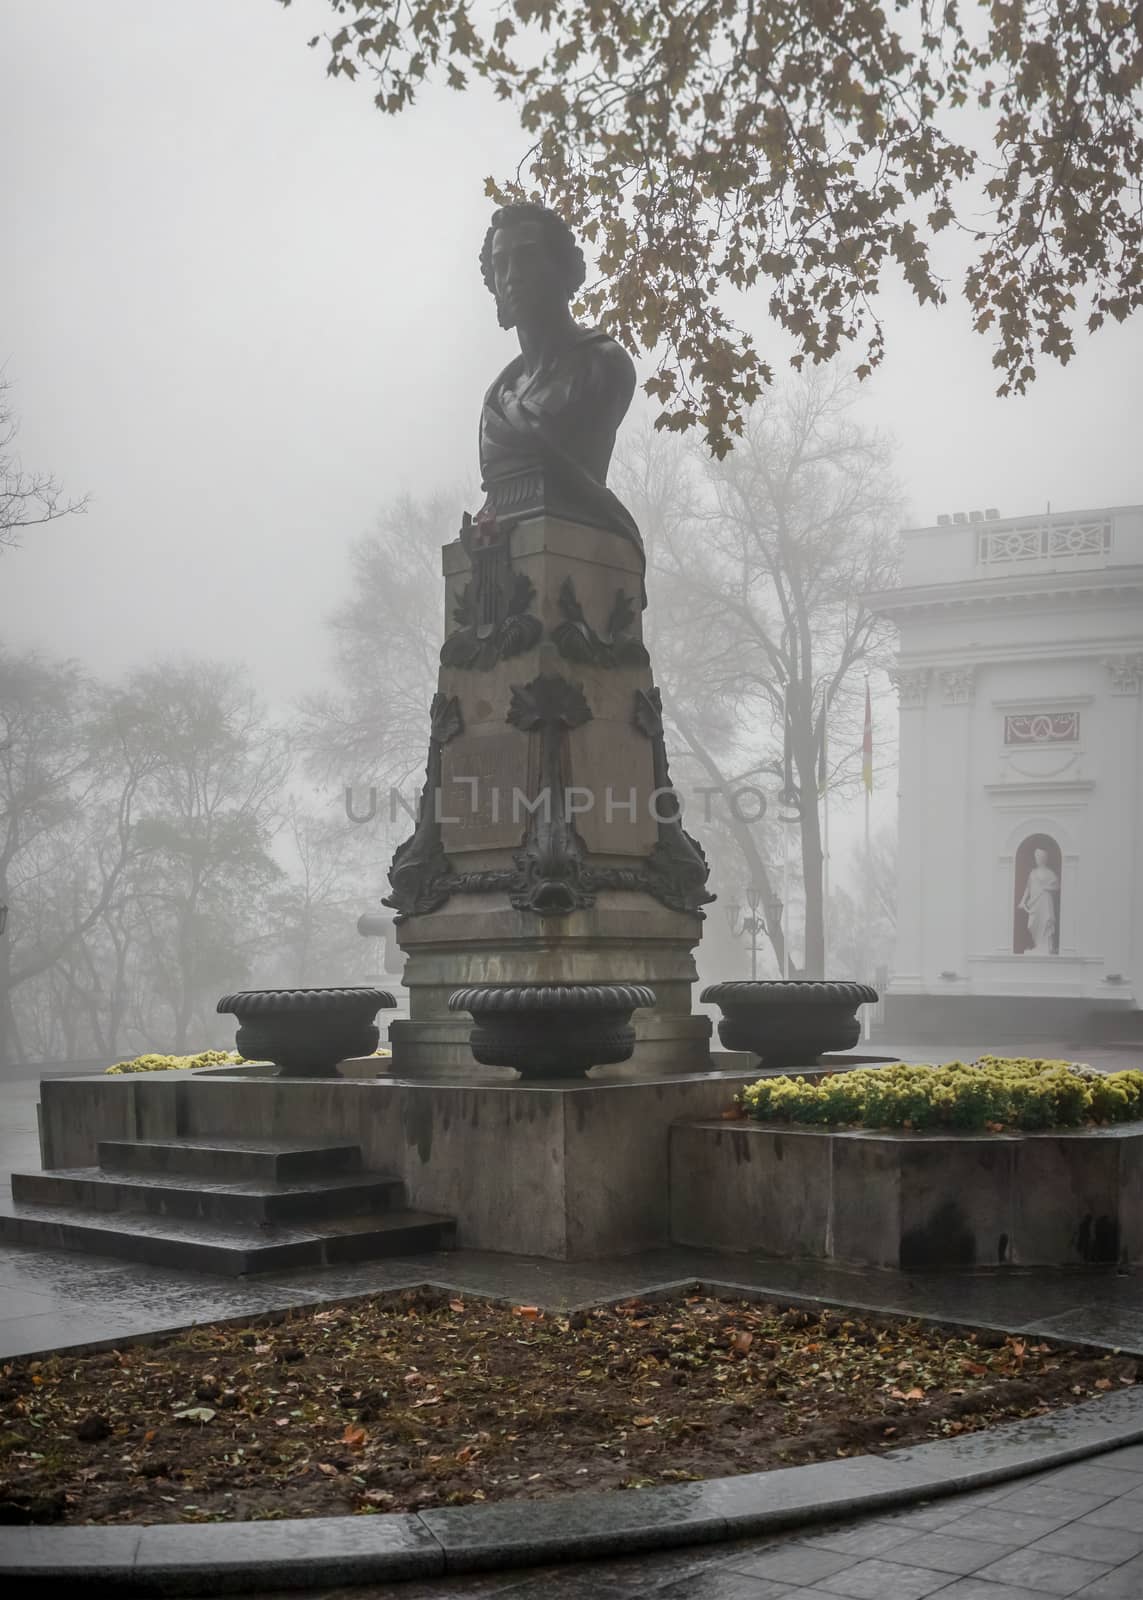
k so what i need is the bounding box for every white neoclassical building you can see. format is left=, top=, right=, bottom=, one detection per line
left=868, top=504, right=1143, bottom=1040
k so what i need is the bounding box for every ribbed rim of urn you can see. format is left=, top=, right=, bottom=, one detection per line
left=700, top=980, right=879, bottom=1006
left=216, top=987, right=396, bottom=1015
left=448, top=983, right=656, bottom=1014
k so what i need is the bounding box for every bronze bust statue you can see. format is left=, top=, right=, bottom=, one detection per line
left=478, top=203, right=643, bottom=563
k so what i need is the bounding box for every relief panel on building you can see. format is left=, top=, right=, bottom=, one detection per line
left=1003, top=712, right=1080, bottom=746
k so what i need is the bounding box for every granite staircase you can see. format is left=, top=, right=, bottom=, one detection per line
left=0, top=1137, right=455, bottom=1276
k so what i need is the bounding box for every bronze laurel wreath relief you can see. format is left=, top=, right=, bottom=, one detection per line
left=551, top=578, right=650, bottom=669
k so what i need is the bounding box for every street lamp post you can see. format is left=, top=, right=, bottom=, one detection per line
left=725, top=884, right=766, bottom=981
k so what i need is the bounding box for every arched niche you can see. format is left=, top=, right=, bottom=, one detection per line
left=1013, top=833, right=1062, bottom=955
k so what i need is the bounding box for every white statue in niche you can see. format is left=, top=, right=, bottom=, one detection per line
left=1018, top=848, right=1060, bottom=954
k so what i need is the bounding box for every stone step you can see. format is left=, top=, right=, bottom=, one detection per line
left=97, top=1137, right=363, bottom=1182
left=0, top=1202, right=456, bottom=1277
left=10, top=1167, right=406, bottom=1226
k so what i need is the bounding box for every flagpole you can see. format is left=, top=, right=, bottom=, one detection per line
left=821, top=703, right=830, bottom=976
left=862, top=675, right=873, bottom=1038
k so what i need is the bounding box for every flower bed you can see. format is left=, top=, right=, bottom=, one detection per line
left=739, top=1056, right=1143, bottom=1133
left=104, top=1051, right=241, bottom=1076
left=104, top=1047, right=393, bottom=1075
left=0, top=1289, right=1134, bottom=1525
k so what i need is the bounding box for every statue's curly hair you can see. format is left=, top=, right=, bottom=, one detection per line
left=480, top=203, right=587, bottom=307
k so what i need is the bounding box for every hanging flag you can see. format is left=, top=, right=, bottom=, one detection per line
left=862, top=680, right=874, bottom=794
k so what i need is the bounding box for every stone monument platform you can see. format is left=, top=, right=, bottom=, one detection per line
left=31, top=1064, right=758, bottom=1261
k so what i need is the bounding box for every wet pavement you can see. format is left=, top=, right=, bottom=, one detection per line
left=217, top=1452, right=1143, bottom=1598
left=3, top=1066, right=1143, bottom=1596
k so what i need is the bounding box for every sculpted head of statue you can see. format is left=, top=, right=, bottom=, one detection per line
left=475, top=201, right=643, bottom=568
left=480, top=203, right=586, bottom=331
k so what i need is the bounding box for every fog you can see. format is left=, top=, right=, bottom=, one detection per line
left=4, top=1, right=1140, bottom=698
left=2, top=2, right=1140, bottom=1065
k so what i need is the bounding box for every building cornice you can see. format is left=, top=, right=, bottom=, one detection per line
left=865, top=564, right=1143, bottom=618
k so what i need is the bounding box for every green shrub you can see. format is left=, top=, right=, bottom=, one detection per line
left=738, top=1056, right=1143, bottom=1133
left=105, top=1050, right=242, bottom=1075
left=1088, top=1069, right=1143, bottom=1124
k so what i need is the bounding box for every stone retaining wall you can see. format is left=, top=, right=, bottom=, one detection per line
left=669, top=1120, right=1143, bottom=1269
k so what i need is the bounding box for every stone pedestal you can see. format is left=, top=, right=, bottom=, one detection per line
left=38, top=1068, right=759, bottom=1260
left=384, top=512, right=713, bottom=1077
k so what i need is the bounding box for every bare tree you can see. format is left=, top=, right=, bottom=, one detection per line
left=828, top=826, right=897, bottom=984
left=299, top=492, right=464, bottom=799
left=0, top=376, right=87, bottom=551
left=109, top=661, right=290, bottom=1052
left=622, top=370, right=902, bottom=976
left=257, top=799, right=381, bottom=988
left=0, top=651, right=148, bottom=1071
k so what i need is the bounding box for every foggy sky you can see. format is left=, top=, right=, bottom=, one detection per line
left=4, top=0, right=1141, bottom=724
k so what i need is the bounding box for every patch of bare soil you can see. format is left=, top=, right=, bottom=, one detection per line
left=0, top=1289, right=1135, bottom=1525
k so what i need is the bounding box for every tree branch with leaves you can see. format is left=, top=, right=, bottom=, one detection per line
left=287, top=0, right=1143, bottom=455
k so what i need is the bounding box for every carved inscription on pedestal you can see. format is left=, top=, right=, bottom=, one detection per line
left=439, top=730, right=531, bottom=854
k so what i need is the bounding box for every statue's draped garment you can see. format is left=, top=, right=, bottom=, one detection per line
left=1021, top=864, right=1059, bottom=952
left=479, top=326, right=644, bottom=588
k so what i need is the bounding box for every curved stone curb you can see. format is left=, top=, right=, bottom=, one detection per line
left=2, top=1386, right=1142, bottom=1595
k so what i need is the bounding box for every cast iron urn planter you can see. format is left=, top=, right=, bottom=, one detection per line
left=447, top=982, right=656, bottom=1079
left=701, top=980, right=879, bottom=1069
left=216, top=987, right=396, bottom=1078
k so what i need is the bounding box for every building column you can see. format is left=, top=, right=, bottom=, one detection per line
left=927, top=665, right=977, bottom=982
left=1102, top=653, right=1143, bottom=998
left=887, top=667, right=930, bottom=990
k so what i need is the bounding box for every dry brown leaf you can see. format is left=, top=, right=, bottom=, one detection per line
left=342, top=1423, right=367, bottom=1447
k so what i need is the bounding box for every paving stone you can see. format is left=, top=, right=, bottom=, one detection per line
left=1036, top=1464, right=1143, bottom=1497
left=986, top=1484, right=1116, bottom=1519
left=971, top=1546, right=1113, bottom=1595
left=888, top=1530, right=1017, bottom=1575
left=483, top=1567, right=669, bottom=1598
left=1074, top=1497, right=1143, bottom=1533
left=725, top=1544, right=855, bottom=1584
left=878, top=1501, right=982, bottom=1533
left=801, top=1522, right=916, bottom=1559
left=1098, top=1444, right=1143, bottom=1473
left=812, top=1557, right=955, bottom=1599
left=649, top=1573, right=802, bottom=1599
left=939, top=1508, right=1079, bottom=1544
left=1064, top=1552, right=1143, bottom=1598
left=928, top=1581, right=1062, bottom=1600
left=1029, top=1522, right=1143, bottom=1563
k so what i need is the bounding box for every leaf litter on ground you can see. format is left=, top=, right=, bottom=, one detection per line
left=0, top=1288, right=1134, bottom=1526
